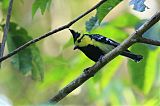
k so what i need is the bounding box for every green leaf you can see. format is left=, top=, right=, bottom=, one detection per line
left=87, top=80, right=99, bottom=101
left=85, top=16, right=98, bottom=32
left=7, top=22, right=44, bottom=80
left=156, top=48, right=160, bottom=86
left=110, top=13, right=140, bottom=27
left=32, top=0, right=52, bottom=17
left=37, top=56, right=69, bottom=90
left=144, top=97, right=160, bottom=106
left=96, top=0, right=123, bottom=23
left=31, top=45, right=44, bottom=80
left=93, top=70, right=102, bottom=83
left=128, top=44, right=149, bottom=90
left=91, top=24, right=128, bottom=42
left=0, top=0, right=9, bottom=9
left=143, top=49, right=159, bottom=94
left=100, top=57, right=123, bottom=90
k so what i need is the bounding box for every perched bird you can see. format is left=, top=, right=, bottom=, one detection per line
left=69, top=29, right=143, bottom=62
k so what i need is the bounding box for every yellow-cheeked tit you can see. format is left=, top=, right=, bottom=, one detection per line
left=69, top=29, right=143, bottom=62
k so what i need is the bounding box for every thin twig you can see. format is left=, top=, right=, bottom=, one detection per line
left=49, top=11, right=160, bottom=103
left=0, top=0, right=107, bottom=62
left=0, top=0, right=14, bottom=63
left=137, top=37, right=160, bottom=46
left=136, top=11, right=160, bottom=36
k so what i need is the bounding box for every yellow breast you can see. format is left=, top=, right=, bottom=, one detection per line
left=75, top=35, right=93, bottom=47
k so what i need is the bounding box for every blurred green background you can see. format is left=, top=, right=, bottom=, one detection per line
left=0, top=0, right=160, bottom=105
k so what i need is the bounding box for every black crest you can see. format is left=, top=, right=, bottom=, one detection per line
left=69, top=29, right=80, bottom=43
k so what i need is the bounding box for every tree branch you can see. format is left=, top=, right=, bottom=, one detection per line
left=49, top=11, right=160, bottom=103
left=137, top=37, right=160, bottom=46
left=0, top=0, right=107, bottom=62
left=0, top=0, right=14, bottom=62
left=0, top=0, right=159, bottom=104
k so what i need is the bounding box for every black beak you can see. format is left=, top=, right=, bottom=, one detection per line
left=74, top=46, right=78, bottom=50
left=69, top=29, right=75, bottom=35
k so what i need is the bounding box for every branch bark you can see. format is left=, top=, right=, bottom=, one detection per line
left=0, top=0, right=107, bottom=62
left=0, top=0, right=159, bottom=104
left=137, top=37, right=160, bottom=46
left=49, top=11, right=160, bottom=103
left=0, top=0, right=14, bottom=62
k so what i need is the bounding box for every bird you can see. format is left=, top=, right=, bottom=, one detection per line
left=69, top=29, right=143, bottom=62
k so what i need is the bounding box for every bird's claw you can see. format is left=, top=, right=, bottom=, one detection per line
left=83, top=67, right=90, bottom=74
left=98, top=55, right=104, bottom=63
left=83, top=67, right=95, bottom=77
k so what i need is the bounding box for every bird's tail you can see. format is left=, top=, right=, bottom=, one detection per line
left=121, top=51, right=143, bottom=62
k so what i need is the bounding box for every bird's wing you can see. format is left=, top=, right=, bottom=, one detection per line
left=89, top=34, right=131, bottom=53
left=89, top=34, right=120, bottom=47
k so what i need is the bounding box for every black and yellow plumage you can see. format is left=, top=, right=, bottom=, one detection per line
left=69, top=29, right=143, bottom=62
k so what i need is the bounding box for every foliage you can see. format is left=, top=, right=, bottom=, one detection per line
left=128, top=44, right=149, bottom=90
left=96, top=0, right=123, bottom=23
left=6, top=22, right=44, bottom=80
left=85, top=16, right=98, bottom=32
left=32, top=0, right=52, bottom=16
left=85, top=0, right=148, bottom=32
left=0, top=0, right=159, bottom=106
left=0, top=0, right=9, bottom=9
left=86, top=0, right=123, bottom=32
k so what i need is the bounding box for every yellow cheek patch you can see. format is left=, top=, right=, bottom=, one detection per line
left=75, top=36, right=93, bottom=47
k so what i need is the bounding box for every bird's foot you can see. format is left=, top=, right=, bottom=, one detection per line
left=83, top=67, right=95, bottom=77
left=83, top=67, right=90, bottom=74
left=98, top=55, right=104, bottom=63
